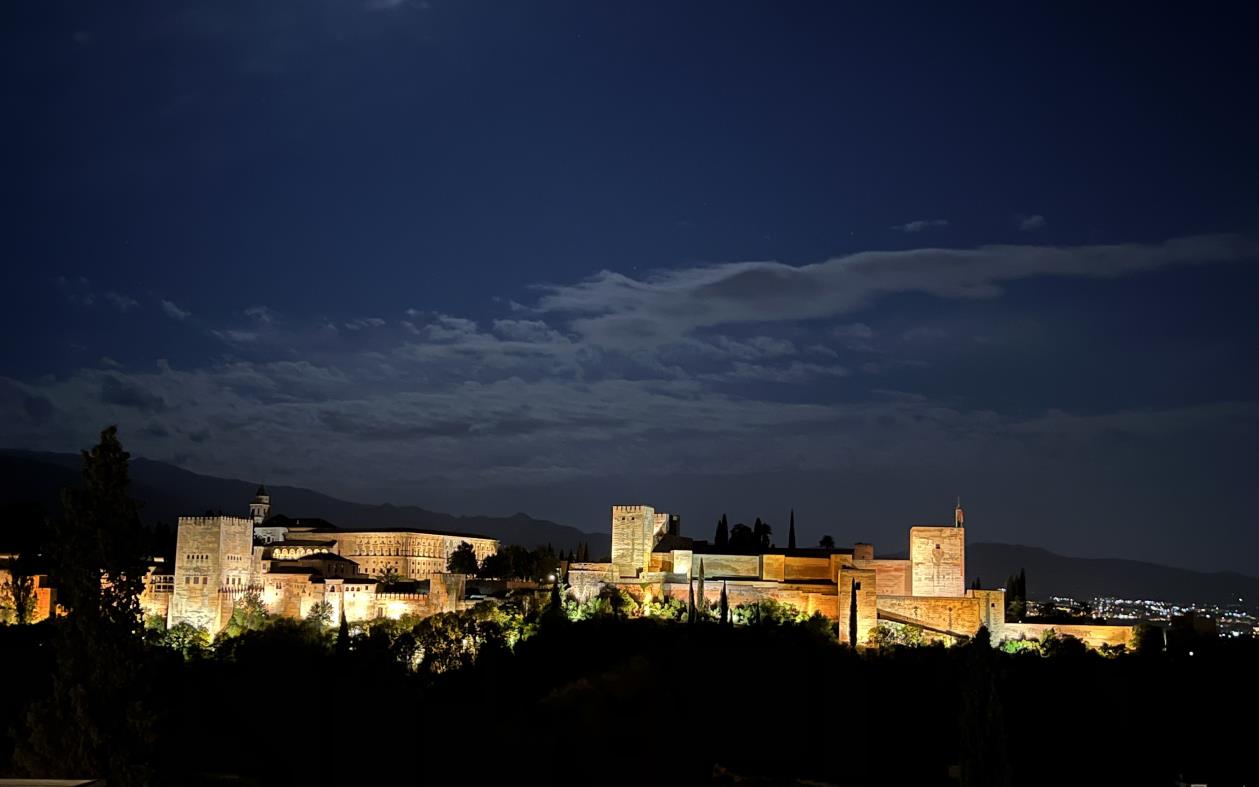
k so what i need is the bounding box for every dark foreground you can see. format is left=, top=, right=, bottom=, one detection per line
left=1, top=614, right=1254, bottom=787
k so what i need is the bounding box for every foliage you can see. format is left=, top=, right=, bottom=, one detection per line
left=733, top=598, right=806, bottom=626
left=869, top=622, right=927, bottom=648
left=306, top=600, right=334, bottom=628
left=15, top=426, right=158, bottom=786
left=818, top=534, right=836, bottom=549
left=477, top=543, right=560, bottom=581
left=446, top=541, right=480, bottom=574
left=1131, top=621, right=1165, bottom=656
left=219, top=590, right=271, bottom=639
left=1, top=556, right=36, bottom=624
left=713, top=513, right=729, bottom=549
left=160, top=621, right=210, bottom=659
left=1005, top=568, right=1027, bottom=622
left=728, top=523, right=755, bottom=553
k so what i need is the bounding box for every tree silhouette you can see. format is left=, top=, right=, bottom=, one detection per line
left=16, top=426, right=157, bottom=785
left=819, top=534, right=836, bottom=549
left=753, top=518, right=772, bottom=550
left=728, top=523, right=755, bottom=553
left=719, top=581, right=729, bottom=625
left=446, top=541, right=480, bottom=574
left=714, top=514, right=729, bottom=549
left=788, top=509, right=796, bottom=549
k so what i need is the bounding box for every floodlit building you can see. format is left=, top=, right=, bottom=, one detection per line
left=165, top=488, right=497, bottom=634
left=569, top=501, right=1136, bottom=649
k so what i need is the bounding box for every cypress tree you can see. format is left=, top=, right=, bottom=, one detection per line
left=336, top=606, right=350, bottom=657
left=719, top=581, right=729, bottom=625
left=714, top=514, right=729, bottom=549
left=788, top=509, right=797, bottom=549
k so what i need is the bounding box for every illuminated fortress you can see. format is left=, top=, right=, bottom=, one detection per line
left=162, top=486, right=498, bottom=634
left=570, top=502, right=1135, bottom=648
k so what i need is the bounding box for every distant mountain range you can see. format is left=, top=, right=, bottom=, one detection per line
left=0, top=451, right=610, bottom=556
left=2, top=450, right=1255, bottom=604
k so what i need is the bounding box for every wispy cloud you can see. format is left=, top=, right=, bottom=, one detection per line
left=891, top=219, right=949, bottom=233
left=105, top=291, right=139, bottom=312
left=1019, top=214, right=1047, bottom=231
left=534, top=234, right=1258, bottom=348
left=161, top=299, right=191, bottom=320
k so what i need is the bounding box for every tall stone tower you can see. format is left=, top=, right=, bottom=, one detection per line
left=909, top=503, right=966, bottom=597
left=169, top=515, right=255, bottom=633
left=611, top=505, right=669, bottom=578
left=250, top=484, right=271, bottom=525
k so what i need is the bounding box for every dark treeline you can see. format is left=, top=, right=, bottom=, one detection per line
left=2, top=428, right=1255, bottom=786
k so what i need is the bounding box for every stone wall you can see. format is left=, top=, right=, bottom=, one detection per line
left=838, top=567, right=878, bottom=647
left=1001, top=622, right=1135, bottom=649
left=875, top=594, right=985, bottom=637
left=909, top=526, right=965, bottom=597
left=783, top=556, right=832, bottom=581
left=854, top=558, right=911, bottom=596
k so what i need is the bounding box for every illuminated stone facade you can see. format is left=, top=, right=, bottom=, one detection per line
left=570, top=502, right=1136, bottom=650
left=166, top=493, right=498, bottom=635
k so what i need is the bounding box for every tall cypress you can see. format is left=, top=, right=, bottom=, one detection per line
left=788, top=509, right=797, bottom=549
left=714, top=514, right=729, bottom=549
left=719, top=581, right=729, bottom=625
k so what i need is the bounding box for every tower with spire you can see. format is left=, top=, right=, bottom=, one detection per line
left=954, top=498, right=965, bottom=529
left=250, top=484, right=271, bottom=525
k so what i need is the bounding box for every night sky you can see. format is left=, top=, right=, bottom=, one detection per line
left=2, top=3, right=1257, bottom=571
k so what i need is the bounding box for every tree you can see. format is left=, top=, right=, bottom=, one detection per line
left=970, top=577, right=982, bottom=590
left=307, top=600, right=334, bottom=628
left=787, top=509, right=796, bottom=549
left=379, top=567, right=402, bottom=587
left=16, top=426, right=157, bottom=785
left=1005, top=569, right=1027, bottom=622
left=336, top=606, right=350, bottom=657
left=1, top=554, right=36, bottom=624
left=728, top=523, right=755, bottom=553
left=752, top=517, right=772, bottom=550
left=447, top=541, right=480, bottom=575
left=719, top=581, right=729, bottom=625
left=714, top=514, right=729, bottom=549
left=819, top=534, right=836, bottom=549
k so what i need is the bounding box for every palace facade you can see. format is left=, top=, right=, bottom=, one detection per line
left=569, top=503, right=1136, bottom=648
left=159, top=486, right=498, bottom=634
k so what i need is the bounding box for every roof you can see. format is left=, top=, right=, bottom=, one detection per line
left=292, top=553, right=357, bottom=564
left=266, top=565, right=319, bottom=576
left=260, top=513, right=494, bottom=542
left=266, top=539, right=337, bottom=548
left=254, top=484, right=268, bottom=497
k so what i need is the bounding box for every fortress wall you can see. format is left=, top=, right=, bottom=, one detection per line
left=692, top=554, right=760, bottom=579
left=783, top=556, right=831, bottom=581
left=853, top=559, right=911, bottom=596
left=838, top=567, right=878, bottom=646
left=1002, top=622, right=1135, bottom=649
left=761, top=554, right=785, bottom=581
left=876, top=595, right=982, bottom=637
left=909, top=527, right=965, bottom=597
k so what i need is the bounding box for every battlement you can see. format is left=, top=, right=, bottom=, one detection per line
left=612, top=504, right=651, bottom=513
left=177, top=515, right=253, bottom=528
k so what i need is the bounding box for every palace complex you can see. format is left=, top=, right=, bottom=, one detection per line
left=568, top=502, right=1136, bottom=648
left=149, top=486, right=498, bottom=634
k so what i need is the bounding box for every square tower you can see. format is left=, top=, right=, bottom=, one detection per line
left=169, top=516, right=254, bottom=633
left=909, top=526, right=965, bottom=597
left=611, top=505, right=662, bottom=578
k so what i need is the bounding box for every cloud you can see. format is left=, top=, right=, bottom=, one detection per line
left=99, top=374, right=167, bottom=412
left=105, top=291, right=139, bottom=312
left=344, top=317, right=387, bottom=331
left=161, top=299, right=191, bottom=320
left=533, top=234, right=1258, bottom=348
left=212, top=329, right=259, bottom=344
left=245, top=305, right=277, bottom=324
left=892, top=219, right=949, bottom=233
left=1019, top=214, right=1047, bottom=231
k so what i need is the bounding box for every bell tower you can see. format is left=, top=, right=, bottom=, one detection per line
left=250, top=484, right=271, bottom=525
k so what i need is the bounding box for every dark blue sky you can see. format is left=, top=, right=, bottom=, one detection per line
left=2, top=2, right=1257, bottom=570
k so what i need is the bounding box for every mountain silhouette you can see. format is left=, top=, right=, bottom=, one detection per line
left=0, top=451, right=610, bottom=556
